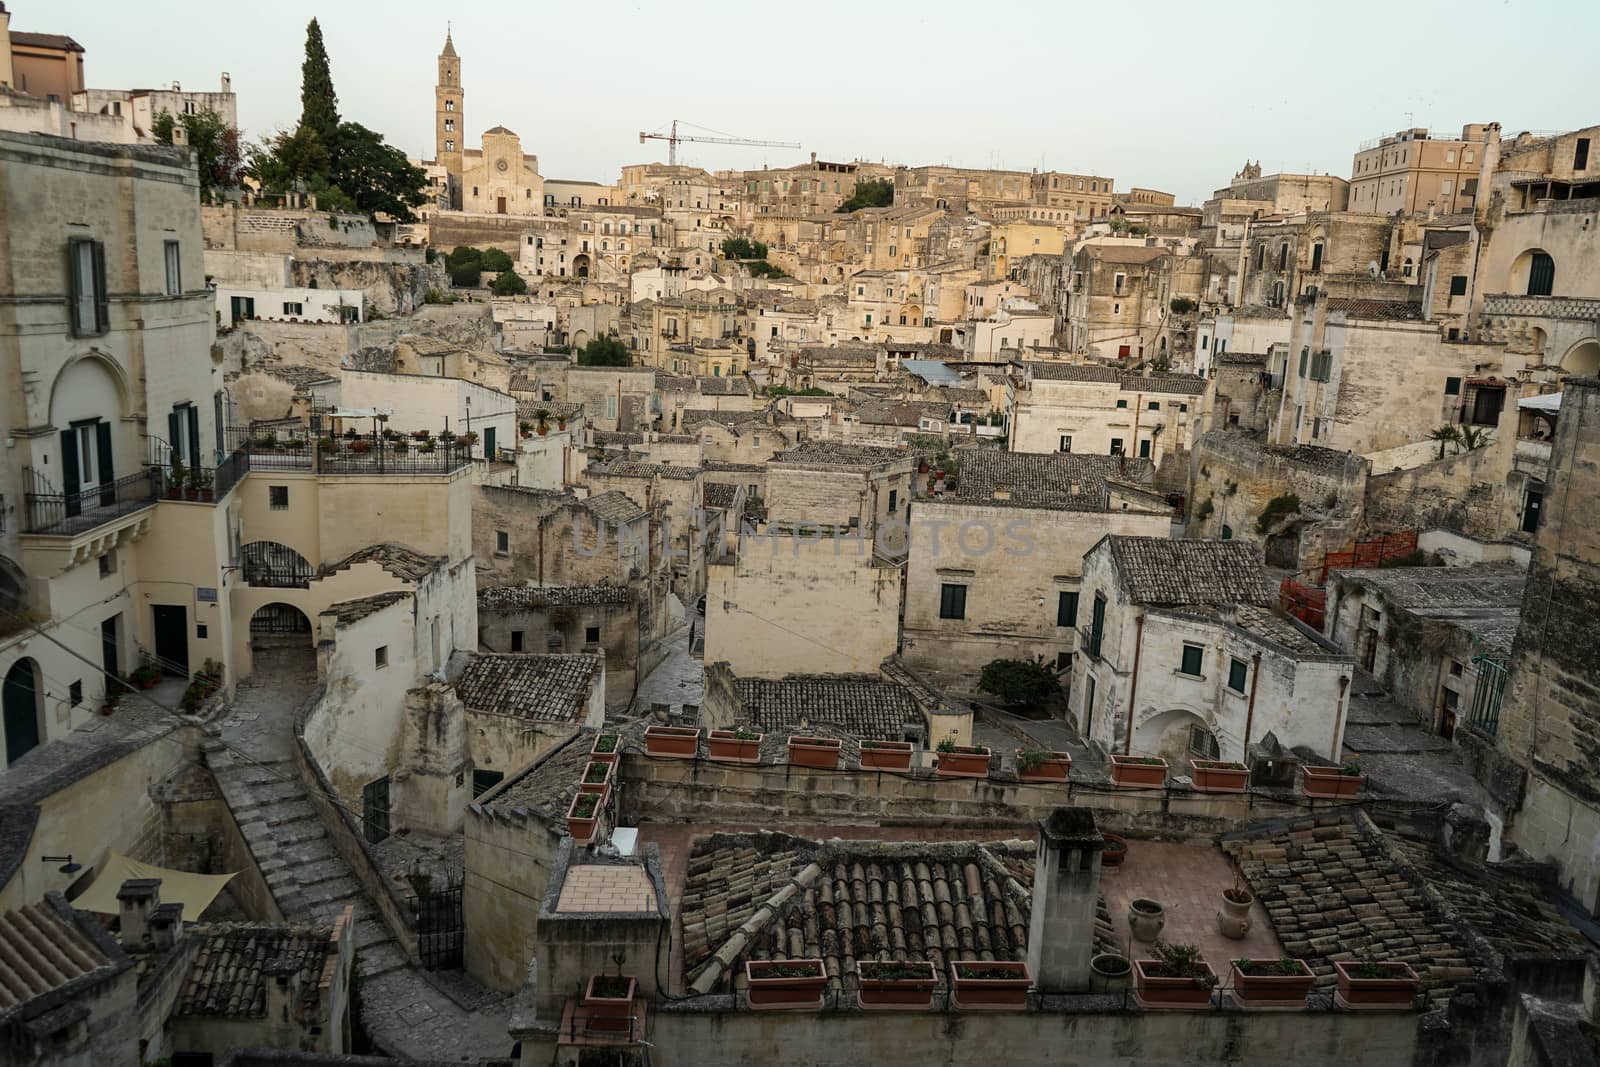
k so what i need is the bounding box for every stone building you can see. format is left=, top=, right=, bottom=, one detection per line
left=762, top=440, right=915, bottom=545
left=477, top=583, right=644, bottom=709
left=2, top=12, right=84, bottom=102
left=0, top=891, right=134, bottom=1065
left=1009, top=362, right=1210, bottom=474
left=452, top=651, right=605, bottom=793
left=428, top=32, right=542, bottom=215
left=1061, top=241, right=1205, bottom=361
left=1350, top=124, right=1491, bottom=216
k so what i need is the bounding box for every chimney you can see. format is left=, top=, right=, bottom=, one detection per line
left=220, top=71, right=232, bottom=94
left=1027, top=807, right=1104, bottom=993
left=117, top=878, right=162, bottom=949
left=149, top=902, right=184, bottom=951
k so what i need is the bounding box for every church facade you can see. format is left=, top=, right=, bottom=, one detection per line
left=430, top=31, right=543, bottom=215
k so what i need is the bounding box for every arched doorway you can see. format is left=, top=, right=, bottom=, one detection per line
left=248, top=602, right=315, bottom=679
left=250, top=603, right=312, bottom=636
left=572, top=254, right=590, bottom=278
left=4, top=658, right=43, bottom=765
left=1563, top=339, right=1600, bottom=377
left=1133, top=707, right=1216, bottom=767
left=241, top=541, right=315, bottom=588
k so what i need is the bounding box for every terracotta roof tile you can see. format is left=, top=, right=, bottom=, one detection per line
left=1106, top=536, right=1276, bottom=606
left=177, top=924, right=332, bottom=1019
left=733, top=675, right=921, bottom=740
left=453, top=653, right=602, bottom=720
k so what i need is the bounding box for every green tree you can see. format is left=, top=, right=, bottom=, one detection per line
left=327, top=122, right=427, bottom=221
left=447, top=246, right=482, bottom=270
left=153, top=108, right=242, bottom=196
left=978, top=659, right=1060, bottom=706
left=491, top=269, right=527, bottom=296
left=479, top=247, right=514, bottom=272
left=1427, top=424, right=1460, bottom=460
left=577, top=336, right=631, bottom=367
left=836, top=179, right=894, bottom=213
left=299, top=18, right=341, bottom=148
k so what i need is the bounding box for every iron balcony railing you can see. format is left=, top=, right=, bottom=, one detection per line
left=1467, top=655, right=1509, bottom=737
left=224, top=428, right=473, bottom=476
left=23, top=468, right=162, bottom=536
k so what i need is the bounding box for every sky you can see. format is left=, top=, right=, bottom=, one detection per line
left=40, top=0, right=1600, bottom=205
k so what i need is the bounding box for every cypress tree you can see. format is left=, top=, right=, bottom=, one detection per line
left=299, top=18, right=340, bottom=149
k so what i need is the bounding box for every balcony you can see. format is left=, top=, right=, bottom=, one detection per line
left=24, top=468, right=161, bottom=536
left=1515, top=436, right=1552, bottom=473
left=1481, top=293, right=1600, bottom=323
left=226, top=429, right=473, bottom=477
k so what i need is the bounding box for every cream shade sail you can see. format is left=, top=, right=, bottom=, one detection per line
left=72, top=852, right=236, bottom=923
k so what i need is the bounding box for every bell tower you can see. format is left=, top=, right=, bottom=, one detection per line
left=435, top=28, right=463, bottom=208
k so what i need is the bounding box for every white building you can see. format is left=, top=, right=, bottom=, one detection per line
left=1010, top=362, right=1211, bottom=464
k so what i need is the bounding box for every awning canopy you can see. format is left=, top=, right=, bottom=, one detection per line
left=1518, top=392, right=1562, bottom=414
left=72, top=852, right=236, bottom=922
left=327, top=407, right=393, bottom=419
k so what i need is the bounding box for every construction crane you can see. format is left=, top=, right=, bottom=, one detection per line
left=639, top=119, right=800, bottom=166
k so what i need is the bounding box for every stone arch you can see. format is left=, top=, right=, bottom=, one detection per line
left=48, top=349, right=129, bottom=431
left=241, top=541, right=315, bottom=588
left=1561, top=338, right=1600, bottom=377
left=1508, top=247, right=1556, bottom=296
left=1133, top=707, right=1217, bottom=767
left=249, top=602, right=311, bottom=634
left=572, top=329, right=590, bottom=351
left=573, top=254, right=590, bottom=278
left=3, top=657, right=44, bottom=766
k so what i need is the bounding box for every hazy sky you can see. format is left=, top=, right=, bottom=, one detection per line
left=41, top=0, right=1600, bottom=204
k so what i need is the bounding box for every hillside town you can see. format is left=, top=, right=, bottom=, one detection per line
left=2, top=5, right=1599, bottom=1066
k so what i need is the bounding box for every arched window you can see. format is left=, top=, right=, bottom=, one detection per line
left=1402, top=258, right=1414, bottom=277
left=1277, top=244, right=1288, bottom=270
left=1255, top=246, right=1264, bottom=269
left=1527, top=252, right=1555, bottom=296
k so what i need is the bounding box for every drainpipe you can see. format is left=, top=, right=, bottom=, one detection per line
left=1123, top=614, right=1145, bottom=755
left=1329, top=674, right=1350, bottom=761
left=1241, top=651, right=1262, bottom=760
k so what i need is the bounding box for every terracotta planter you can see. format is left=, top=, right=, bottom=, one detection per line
left=1128, top=898, right=1166, bottom=942
left=1190, top=759, right=1249, bottom=792
left=708, top=730, right=763, bottom=763
left=1218, top=888, right=1253, bottom=940
left=935, top=746, right=991, bottom=778
left=1110, top=754, right=1168, bottom=788
left=577, top=759, right=614, bottom=795
left=1016, top=750, right=1071, bottom=782
left=1090, top=953, right=1132, bottom=994
left=566, top=789, right=605, bottom=843
left=538, top=425, right=550, bottom=436
left=583, top=975, right=636, bottom=1032
left=1101, top=833, right=1128, bottom=868
left=644, top=725, right=699, bottom=759
left=787, top=735, right=842, bottom=770
left=1334, top=961, right=1419, bottom=1010
left=1230, top=959, right=1315, bottom=1008
left=745, top=959, right=827, bottom=1009
left=950, top=961, right=1031, bottom=1009
left=856, top=960, right=937, bottom=1010
left=590, top=734, right=621, bottom=764
left=1134, top=959, right=1217, bottom=1009
left=1302, top=765, right=1363, bottom=799
left=859, top=740, right=913, bottom=771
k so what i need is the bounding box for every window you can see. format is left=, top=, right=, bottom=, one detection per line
left=445, top=99, right=455, bottom=112
left=1147, top=401, right=1160, bottom=411
left=1445, top=376, right=1462, bottom=396
left=444, top=139, right=454, bottom=152
left=1115, top=398, right=1128, bottom=409
left=938, top=584, right=967, bottom=620
left=1449, top=275, right=1468, bottom=297
left=887, top=489, right=897, bottom=512
left=68, top=238, right=108, bottom=336
left=495, top=530, right=509, bottom=555
left=1310, top=243, right=1323, bottom=272
left=1227, top=657, right=1248, bottom=694
left=1255, top=246, right=1264, bottom=269
left=1221, top=524, right=1232, bottom=540
left=1179, top=644, right=1204, bottom=677
left=69, top=681, right=83, bottom=707
left=1449, top=660, right=1464, bottom=677
left=1526, top=252, right=1555, bottom=297
left=1083, top=673, right=1097, bottom=733
left=1178, top=403, right=1188, bottom=413
left=1088, top=594, right=1106, bottom=658
left=163, top=240, right=181, bottom=295
left=1310, top=351, right=1332, bottom=382
left=1058, top=435, right=1072, bottom=453
left=1055, top=652, right=1073, bottom=673
left=269, top=485, right=288, bottom=510
left=472, top=769, right=504, bottom=797
left=1188, top=725, right=1220, bottom=760
left=1138, top=439, right=1152, bottom=458
left=1057, top=591, right=1079, bottom=628
left=1298, top=347, right=1309, bottom=378
left=98, top=552, right=115, bottom=577
left=282, top=301, right=304, bottom=317
left=1277, top=244, right=1288, bottom=270
left=1575, top=137, right=1590, bottom=172
left=585, top=625, right=601, bottom=644
left=1464, top=150, right=1474, bottom=164
left=510, top=630, right=525, bottom=652
left=1109, top=438, right=1124, bottom=456
left=374, top=646, right=389, bottom=669
left=444, top=118, right=454, bottom=132
left=1441, top=179, right=1454, bottom=196
left=1113, top=272, right=1126, bottom=294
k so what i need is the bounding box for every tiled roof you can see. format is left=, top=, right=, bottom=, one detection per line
left=1325, top=298, right=1425, bottom=321
left=593, top=461, right=701, bottom=481
left=1233, top=604, right=1328, bottom=654
left=177, top=925, right=332, bottom=1018
left=0, top=898, right=119, bottom=1016
left=938, top=451, right=1156, bottom=511
left=325, top=543, right=445, bottom=582
left=478, top=584, right=633, bottom=609
left=856, top=401, right=947, bottom=427
left=1027, top=362, right=1121, bottom=383
left=262, top=364, right=338, bottom=388
left=1105, top=536, right=1277, bottom=606
left=516, top=400, right=583, bottom=421
left=1083, top=245, right=1168, bottom=265
left=704, top=483, right=739, bottom=509
left=699, top=376, right=752, bottom=396
left=584, top=490, right=649, bottom=524
left=733, top=675, right=921, bottom=740
left=799, top=345, right=881, bottom=365
left=399, top=335, right=463, bottom=355
left=9, top=31, right=85, bottom=51
left=681, top=834, right=1041, bottom=996
left=453, top=653, right=602, bottom=720
left=484, top=735, right=594, bottom=818
left=1122, top=373, right=1207, bottom=396
left=682, top=408, right=783, bottom=432
left=321, top=590, right=411, bottom=627
left=772, top=440, right=910, bottom=469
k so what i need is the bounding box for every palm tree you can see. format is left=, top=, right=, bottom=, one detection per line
left=1427, top=424, right=1460, bottom=460
left=1458, top=425, right=1493, bottom=452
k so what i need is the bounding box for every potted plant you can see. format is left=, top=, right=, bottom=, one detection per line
left=787, top=735, right=842, bottom=770
left=412, top=429, right=431, bottom=441
left=856, top=959, right=937, bottom=1010
left=935, top=737, right=990, bottom=778
left=708, top=728, right=763, bottom=763
left=1133, top=941, right=1217, bottom=1009
left=643, top=724, right=700, bottom=759
left=535, top=409, right=551, bottom=435
left=1190, top=758, right=1249, bottom=792
left=1110, top=754, right=1168, bottom=788
left=577, top=759, right=614, bottom=795
left=1218, top=875, right=1254, bottom=940
left=859, top=738, right=914, bottom=771
left=1333, top=960, right=1419, bottom=1010
left=393, top=437, right=409, bottom=453
left=1016, top=749, right=1071, bottom=782
left=166, top=460, right=187, bottom=499
left=1303, top=759, right=1364, bottom=799
left=744, top=959, right=827, bottom=1009
left=350, top=439, right=372, bottom=454
left=419, top=440, right=436, bottom=453
left=1129, top=898, right=1166, bottom=942
left=1101, top=833, right=1129, bottom=868
left=1090, top=952, right=1132, bottom=995
left=1230, top=957, right=1315, bottom=1008
left=583, top=971, right=637, bottom=1032
left=557, top=415, right=568, bottom=431
left=129, top=655, right=161, bottom=690
left=591, top=733, right=621, bottom=764
left=950, top=961, right=1031, bottom=1009
left=344, top=426, right=358, bottom=440
left=521, top=420, right=535, bottom=439
left=567, top=789, right=605, bottom=843
left=318, top=437, right=337, bottom=454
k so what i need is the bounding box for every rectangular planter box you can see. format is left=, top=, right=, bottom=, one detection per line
left=857, top=960, right=937, bottom=1010
left=577, top=759, right=614, bottom=795
left=590, top=734, right=621, bottom=764
left=708, top=730, right=763, bottom=764
left=1111, top=754, right=1169, bottom=788
left=1190, top=759, right=1249, bottom=793
left=788, top=735, right=842, bottom=770
left=1230, top=959, right=1315, bottom=1008
left=1016, top=751, right=1071, bottom=783
left=1302, top=764, right=1363, bottom=799
left=567, top=789, right=606, bottom=843
left=1133, top=959, right=1217, bottom=1009
left=745, top=959, right=827, bottom=1009
left=859, top=740, right=913, bottom=771
left=583, top=975, right=637, bottom=1032
left=1334, top=961, right=1419, bottom=1010
left=643, top=725, right=699, bottom=759
left=951, top=960, right=1031, bottom=1009
left=935, top=746, right=991, bottom=778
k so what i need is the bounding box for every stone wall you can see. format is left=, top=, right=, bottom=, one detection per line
left=463, top=787, right=566, bottom=991
left=1365, top=445, right=1512, bottom=542
left=289, top=258, right=447, bottom=318
left=158, top=761, right=282, bottom=921
left=431, top=211, right=540, bottom=255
